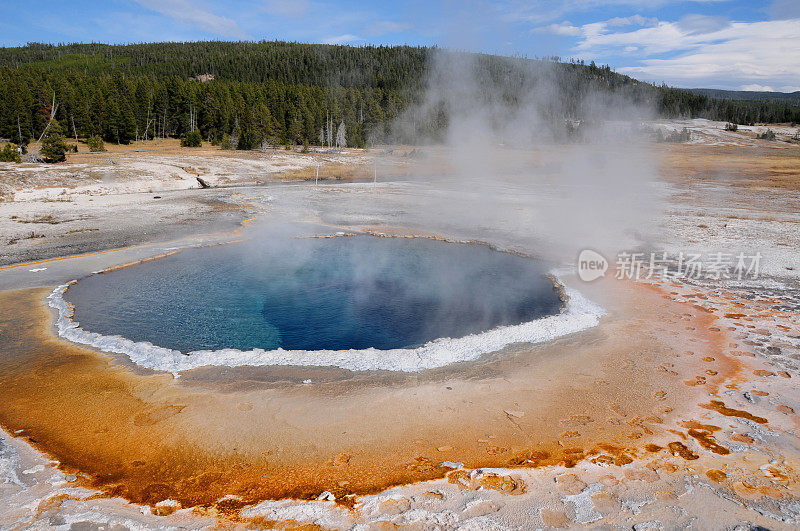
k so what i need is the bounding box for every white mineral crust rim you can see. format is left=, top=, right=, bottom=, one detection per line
left=47, top=274, right=605, bottom=375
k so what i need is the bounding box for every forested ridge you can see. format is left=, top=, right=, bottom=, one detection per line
left=687, top=88, right=800, bottom=105
left=1, top=41, right=798, bottom=149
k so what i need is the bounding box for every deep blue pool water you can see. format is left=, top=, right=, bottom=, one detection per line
left=65, top=235, right=561, bottom=352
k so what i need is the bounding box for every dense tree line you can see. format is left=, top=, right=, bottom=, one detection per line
left=686, top=88, right=800, bottom=105
left=0, top=41, right=797, bottom=149
left=0, top=66, right=393, bottom=149
left=659, top=87, right=800, bottom=125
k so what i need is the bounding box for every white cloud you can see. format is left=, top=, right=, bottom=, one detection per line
left=675, top=14, right=730, bottom=34
left=598, top=19, right=800, bottom=87
left=262, top=0, right=310, bottom=19
left=322, top=34, right=361, bottom=45
left=133, top=0, right=248, bottom=39
left=533, top=14, right=659, bottom=38
left=367, top=21, right=412, bottom=36
left=740, top=84, right=774, bottom=92
left=770, top=0, right=800, bottom=19
left=503, top=0, right=732, bottom=25
left=531, top=21, right=582, bottom=36
left=605, top=15, right=656, bottom=27
left=576, top=20, right=689, bottom=56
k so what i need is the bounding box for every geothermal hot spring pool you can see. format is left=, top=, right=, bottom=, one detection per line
left=62, top=236, right=565, bottom=361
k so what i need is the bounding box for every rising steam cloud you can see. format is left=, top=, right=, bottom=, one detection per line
left=379, top=47, right=664, bottom=263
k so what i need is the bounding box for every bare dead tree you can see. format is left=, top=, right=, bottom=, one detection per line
left=144, top=118, right=154, bottom=142
left=188, top=103, right=197, bottom=133
left=336, top=120, right=346, bottom=149
left=230, top=115, right=240, bottom=147
left=33, top=93, right=58, bottom=151
left=71, top=115, right=78, bottom=145
left=145, top=106, right=151, bottom=142
left=326, top=113, right=333, bottom=149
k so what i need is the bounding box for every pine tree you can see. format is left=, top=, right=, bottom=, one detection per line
left=0, top=143, right=21, bottom=162
left=87, top=135, right=106, bottom=152
left=40, top=119, right=68, bottom=162
left=219, top=133, right=233, bottom=150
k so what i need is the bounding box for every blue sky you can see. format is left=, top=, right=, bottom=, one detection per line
left=2, top=0, right=798, bottom=91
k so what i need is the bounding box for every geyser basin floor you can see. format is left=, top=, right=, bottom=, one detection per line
left=1, top=142, right=799, bottom=527
left=52, top=235, right=603, bottom=373
left=0, top=277, right=742, bottom=511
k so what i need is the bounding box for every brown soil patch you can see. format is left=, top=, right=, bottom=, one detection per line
left=706, top=469, right=727, bottom=482
left=661, top=144, right=800, bottom=191
left=275, top=162, right=377, bottom=182
left=667, top=441, right=699, bottom=460
left=701, top=401, right=768, bottom=424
